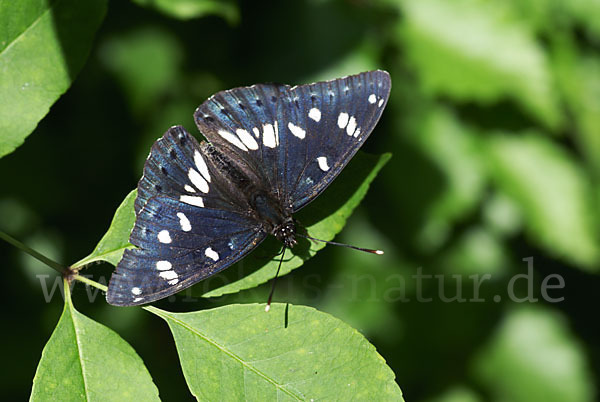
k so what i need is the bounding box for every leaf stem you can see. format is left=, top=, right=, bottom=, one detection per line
left=73, top=275, right=108, bottom=292
left=0, top=230, right=67, bottom=275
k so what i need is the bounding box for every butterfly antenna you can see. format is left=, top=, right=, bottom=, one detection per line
left=296, top=233, right=384, bottom=255
left=265, top=246, right=286, bottom=312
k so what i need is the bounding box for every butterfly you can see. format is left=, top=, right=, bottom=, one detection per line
left=106, top=70, right=391, bottom=306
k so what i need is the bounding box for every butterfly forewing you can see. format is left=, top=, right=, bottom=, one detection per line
left=283, top=70, right=391, bottom=210
left=106, top=196, right=265, bottom=306
left=194, top=83, right=287, bottom=198
left=135, top=126, right=240, bottom=214
left=193, top=71, right=391, bottom=212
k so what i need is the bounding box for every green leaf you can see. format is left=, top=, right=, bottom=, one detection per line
left=147, top=304, right=403, bottom=401
left=505, top=0, right=600, bottom=41
left=0, top=0, right=107, bottom=159
left=472, top=306, right=594, bottom=402
left=72, top=190, right=136, bottom=268
left=410, top=107, right=486, bottom=250
left=560, top=0, right=600, bottom=41
left=201, top=152, right=391, bottom=297
left=487, top=133, right=600, bottom=270
left=30, top=280, right=159, bottom=401
left=553, top=41, right=600, bottom=175
left=397, top=0, right=560, bottom=129
left=426, top=386, right=482, bottom=402
left=99, top=27, right=183, bottom=115
left=131, top=0, right=239, bottom=24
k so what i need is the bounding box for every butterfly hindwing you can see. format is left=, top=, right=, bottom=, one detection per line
left=106, top=196, right=265, bottom=306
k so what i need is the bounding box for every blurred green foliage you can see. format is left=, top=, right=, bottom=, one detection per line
left=1, top=0, right=599, bottom=400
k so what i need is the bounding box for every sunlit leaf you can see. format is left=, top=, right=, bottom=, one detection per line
left=553, top=41, right=600, bottom=175
left=426, top=386, right=482, bottom=402
left=410, top=107, right=486, bottom=250
left=487, top=133, right=600, bottom=270
left=147, top=304, right=403, bottom=401
left=99, top=27, right=183, bottom=115
left=30, top=280, right=159, bottom=401
left=397, top=0, right=560, bottom=128
left=0, top=0, right=107, bottom=158
left=131, top=0, right=239, bottom=24
left=560, top=0, right=600, bottom=41
left=472, top=306, right=594, bottom=402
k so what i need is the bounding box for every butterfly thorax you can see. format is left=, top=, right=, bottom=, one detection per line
left=202, top=142, right=297, bottom=247
left=251, top=193, right=297, bottom=248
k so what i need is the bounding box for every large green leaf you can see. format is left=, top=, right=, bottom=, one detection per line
left=472, top=306, right=594, bottom=402
left=487, top=133, right=600, bottom=270
left=0, top=0, right=107, bottom=158
left=30, top=280, right=159, bottom=401
left=397, top=0, right=560, bottom=129
left=131, top=0, right=239, bottom=24
left=147, top=304, right=403, bottom=401
left=72, top=190, right=136, bottom=268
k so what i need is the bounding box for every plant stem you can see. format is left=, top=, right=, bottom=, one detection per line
left=73, top=275, right=108, bottom=292
left=0, top=230, right=67, bottom=275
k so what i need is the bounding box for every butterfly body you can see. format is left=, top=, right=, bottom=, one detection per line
left=107, top=70, right=391, bottom=306
left=202, top=140, right=297, bottom=247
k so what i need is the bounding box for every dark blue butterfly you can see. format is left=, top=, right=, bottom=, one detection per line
left=106, top=70, right=391, bottom=306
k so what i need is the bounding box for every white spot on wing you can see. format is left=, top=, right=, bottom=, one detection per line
left=159, top=270, right=178, bottom=281
left=184, top=184, right=196, bottom=193
left=133, top=297, right=143, bottom=303
left=168, top=279, right=179, bottom=285
left=205, top=247, right=219, bottom=261
left=177, top=212, right=191, bottom=231
left=180, top=195, right=204, bottom=207
left=218, top=129, right=248, bottom=151
left=131, top=287, right=142, bottom=295
left=252, top=127, right=260, bottom=137
left=263, top=123, right=277, bottom=148
left=378, top=98, right=384, bottom=107
left=157, top=230, right=172, bottom=244
left=194, top=150, right=211, bottom=182
left=236, top=128, right=259, bottom=150
left=346, top=116, right=357, bottom=136
left=368, top=94, right=377, bottom=104
left=156, top=260, right=172, bottom=271
left=288, top=122, right=306, bottom=139
left=317, top=156, right=330, bottom=171
left=353, top=127, right=361, bottom=138
left=308, top=108, right=321, bottom=122
left=188, top=168, right=209, bottom=193
left=337, top=112, right=349, bottom=129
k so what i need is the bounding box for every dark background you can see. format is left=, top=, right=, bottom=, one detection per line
left=1, top=0, right=599, bottom=400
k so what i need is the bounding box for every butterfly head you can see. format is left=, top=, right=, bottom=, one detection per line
left=273, top=218, right=297, bottom=248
